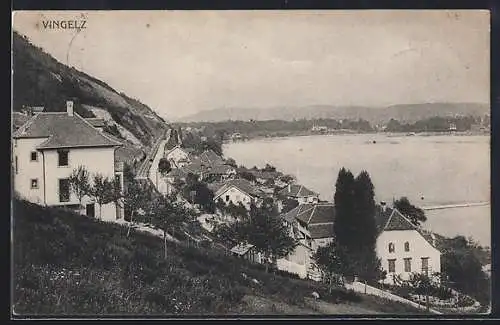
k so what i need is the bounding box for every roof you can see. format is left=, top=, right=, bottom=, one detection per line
left=12, top=112, right=29, bottom=131
left=375, top=206, right=417, bottom=232
left=182, top=160, right=212, bottom=175
left=278, top=184, right=319, bottom=198
left=167, top=168, right=188, bottom=179
left=85, top=118, right=106, bottom=128
left=13, top=112, right=122, bottom=150
left=199, top=149, right=224, bottom=166
left=165, top=145, right=192, bottom=157
left=280, top=203, right=335, bottom=239
left=230, top=243, right=254, bottom=256
left=215, top=179, right=264, bottom=198
left=308, top=223, right=335, bottom=239
left=209, top=164, right=236, bottom=175
left=282, top=203, right=335, bottom=225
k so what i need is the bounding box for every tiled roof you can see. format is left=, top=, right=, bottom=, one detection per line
left=215, top=179, right=263, bottom=198
left=199, top=150, right=224, bottom=166
left=278, top=184, right=319, bottom=198
left=85, top=118, right=106, bottom=128
left=13, top=112, right=122, bottom=149
left=308, top=223, right=335, bottom=239
left=12, top=112, right=29, bottom=131
left=375, top=206, right=416, bottom=232
left=280, top=203, right=335, bottom=239
left=209, top=164, right=235, bottom=175
left=182, top=160, right=212, bottom=175
left=165, top=145, right=192, bottom=157
left=283, top=203, right=335, bottom=225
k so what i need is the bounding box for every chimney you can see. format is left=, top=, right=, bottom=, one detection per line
left=288, top=183, right=292, bottom=193
left=380, top=201, right=387, bottom=212
left=66, top=100, right=74, bottom=116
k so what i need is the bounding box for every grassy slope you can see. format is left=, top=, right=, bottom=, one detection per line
left=12, top=199, right=426, bottom=316
left=12, top=31, right=168, bottom=148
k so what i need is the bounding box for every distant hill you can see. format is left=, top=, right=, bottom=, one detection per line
left=177, top=103, right=490, bottom=124
left=12, top=30, right=169, bottom=148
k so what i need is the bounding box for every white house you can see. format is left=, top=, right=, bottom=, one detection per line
left=12, top=101, right=124, bottom=221
left=164, top=145, right=193, bottom=168
left=213, top=179, right=264, bottom=210
left=375, top=203, right=442, bottom=285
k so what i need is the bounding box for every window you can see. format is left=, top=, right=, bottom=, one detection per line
left=404, top=241, right=410, bottom=252
left=30, top=151, right=38, bottom=161
left=30, top=179, right=38, bottom=189
left=388, top=242, right=395, bottom=253
left=421, top=257, right=429, bottom=274
left=115, top=174, right=122, bottom=191
left=59, top=178, right=70, bottom=202
left=15, top=156, right=18, bottom=174
left=388, top=259, right=396, bottom=273
left=404, top=258, right=412, bottom=272
left=57, top=149, right=69, bottom=166
left=225, top=195, right=230, bottom=202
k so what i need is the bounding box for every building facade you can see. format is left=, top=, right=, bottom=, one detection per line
left=12, top=101, right=124, bottom=221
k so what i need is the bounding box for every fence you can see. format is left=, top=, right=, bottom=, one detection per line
left=345, top=281, right=443, bottom=314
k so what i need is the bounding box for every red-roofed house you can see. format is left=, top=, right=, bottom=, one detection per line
left=12, top=101, right=124, bottom=221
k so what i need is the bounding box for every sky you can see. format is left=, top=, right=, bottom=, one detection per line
left=12, top=10, right=490, bottom=119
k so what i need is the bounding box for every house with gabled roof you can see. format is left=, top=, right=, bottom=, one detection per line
left=278, top=201, right=441, bottom=284
left=277, top=184, right=320, bottom=212
left=198, top=149, right=224, bottom=166
left=213, top=178, right=265, bottom=210
left=164, top=145, right=194, bottom=168
left=375, top=202, right=442, bottom=285
left=12, top=101, right=124, bottom=221
left=281, top=202, right=336, bottom=250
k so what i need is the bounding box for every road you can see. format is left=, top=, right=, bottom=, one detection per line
left=136, top=128, right=170, bottom=180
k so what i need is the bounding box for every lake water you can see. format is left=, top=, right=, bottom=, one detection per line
left=224, top=134, right=491, bottom=247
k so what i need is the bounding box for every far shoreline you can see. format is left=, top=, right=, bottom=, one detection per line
left=223, top=130, right=490, bottom=144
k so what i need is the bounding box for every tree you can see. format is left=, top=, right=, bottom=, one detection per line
left=142, top=194, right=191, bottom=259
left=243, top=204, right=297, bottom=273
left=239, top=170, right=256, bottom=183
left=333, top=168, right=383, bottom=284
left=225, top=158, right=237, bottom=168
left=393, top=196, right=427, bottom=226
left=123, top=179, right=153, bottom=236
left=333, top=168, right=356, bottom=249
left=68, top=165, right=91, bottom=213
left=280, top=174, right=296, bottom=184
left=262, top=163, right=276, bottom=172
left=352, top=170, right=378, bottom=252
left=313, top=239, right=349, bottom=291
left=89, top=174, right=115, bottom=220
left=158, top=158, right=172, bottom=175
